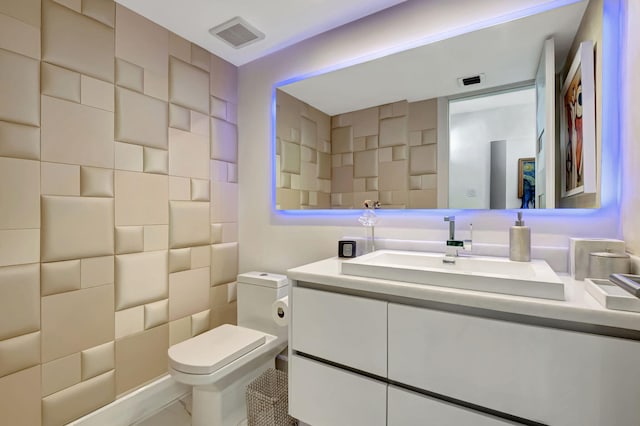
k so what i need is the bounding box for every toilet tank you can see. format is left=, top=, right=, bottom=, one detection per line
left=236, top=272, right=289, bottom=338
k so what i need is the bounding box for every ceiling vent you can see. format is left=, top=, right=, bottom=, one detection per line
left=209, top=17, right=265, bottom=49
left=457, top=73, right=485, bottom=87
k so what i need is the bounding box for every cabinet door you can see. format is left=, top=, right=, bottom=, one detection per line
left=388, top=386, right=516, bottom=426
left=289, top=355, right=387, bottom=426
left=291, top=287, right=387, bottom=376
left=388, top=303, right=640, bottom=425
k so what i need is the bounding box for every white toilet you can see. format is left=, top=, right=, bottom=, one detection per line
left=168, top=272, right=289, bottom=426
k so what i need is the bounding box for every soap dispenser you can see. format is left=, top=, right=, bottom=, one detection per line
left=509, top=212, right=531, bottom=262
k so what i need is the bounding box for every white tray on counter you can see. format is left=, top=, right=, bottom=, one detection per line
left=585, top=278, right=640, bottom=313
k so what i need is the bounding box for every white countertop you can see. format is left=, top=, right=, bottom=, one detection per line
left=287, top=256, right=640, bottom=332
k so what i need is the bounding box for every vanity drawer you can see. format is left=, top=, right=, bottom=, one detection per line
left=388, top=303, right=640, bottom=426
left=291, top=286, right=387, bottom=376
left=289, top=355, right=387, bottom=426
left=388, top=385, right=516, bottom=426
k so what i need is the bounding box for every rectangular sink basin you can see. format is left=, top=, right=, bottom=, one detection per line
left=341, top=250, right=565, bottom=300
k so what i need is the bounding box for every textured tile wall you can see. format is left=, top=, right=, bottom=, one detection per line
left=276, top=90, right=438, bottom=209
left=0, top=0, right=238, bottom=424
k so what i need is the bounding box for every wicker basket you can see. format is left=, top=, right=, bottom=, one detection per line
left=246, top=368, right=297, bottom=426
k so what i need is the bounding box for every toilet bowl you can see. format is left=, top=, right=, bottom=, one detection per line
left=168, top=272, right=289, bottom=426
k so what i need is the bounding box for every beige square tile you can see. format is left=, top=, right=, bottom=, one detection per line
left=0, top=229, right=40, bottom=267
left=41, top=196, right=114, bottom=262
left=352, top=107, right=379, bottom=138
left=191, top=178, right=210, bottom=201
left=280, top=141, right=301, bottom=174
left=169, top=176, right=190, bottom=200
left=423, top=128, right=437, bottom=145
left=409, top=98, right=437, bottom=131
left=300, top=117, right=317, bottom=149
left=42, top=352, right=81, bottom=397
left=81, top=341, right=114, bottom=381
left=41, top=162, right=80, bottom=196
left=115, top=171, right=168, bottom=226
left=342, top=152, right=354, bottom=166
left=354, top=149, right=378, bottom=178
left=42, top=370, right=114, bottom=426
left=331, top=166, right=353, bottom=194
left=276, top=188, right=300, bottom=209
left=379, top=116, right=408, bottom=147
left=42, top=0, right=114, bottom=82
left=366, top=177, right=379, bottom=191
left=191, top=309, right=210, bottom=336
left=169, top=33, right=190, bottom=63
left=190, top=110, right=209, bottom=137
left=41, top=260, right=81, bottom=296
left=209, top=283, right=227, bottom=308
left=379, top=191, right=392, bottom=205
left=169, top=267, right=210, bottom=320
left=0, top=366, right=41, bottom=426
left=332, top=154, right=342, bottom=168
left=80, top=166, right=114, bottom=197
left=114, top=141, right=143, bottom=172
left=378, top=160, right=408, bottom=191
left=209, top=55, right=237, bottom=103
left=191, top=245, right=210, bottom=269
left=169, top=57, right=209, bottom=114
left=0, top=121, right=40, bottom=161
left=210, top=242, right=238, bottom=286
left=116, top=226, right=144, bottom=255
left=421, top=174, right=437, bottom=190
left=81, top=75, right=114, bottom=111
left=353, top=136, right=366, bottom=152
left=317, top=152, right=331, bottom=180
left=409, top=130, right=422, bottom=147
left=80, top=255, right=114, bottom=288
left=168, top=128, right=209, bottom=179
left=353, top=178, right=366, bottom=193
left=210, top=96, right=226, bottom=120
left=169, top=317, right=190, bottom=346
left=115, top=87, right=168, bottom=149
left=143, top=69, right=168, bottom=101
left=0, top=158, right=39, bottom=229
left=0, top=267, right=40, bottom=338
left=41, top=61, right=80, bottom=103
left=169, top=248, right=190, bottom=273
left=115, top=324, right=168, bottom=395
left=210, top=118, right=237, bottom=163
left=409, top=189, right=437, bottom=208
left=41, top=285, right=114, bottom=363
left=410, top=144, right=437, bottom=175
left=191, top=44, right=210, bottom=71
left=0, top=47, right=40, bottom=126
left=143, top=147, right=169, bottom=175
left=379, top=147, right=392, bottom=162
left=366, top=135, right=379, bottom=150
left=82, top=0, right=115, bottom=27
left=210, top=302, right=237, bottom=328
left=210, top=182, right=238, bottom=223
left=393, top=145, right=408, bottom=161
left=0, top=0, right=41, bottom=27
left=144, top=299, right=168, bottom=330
left=115, top=58, right=143, bottom=92
left=41, top=95, right=114, bottom=168
left=409, top=175, right=422, bottom=190
left=392, top=100, right=408, bottom=117
left=391, top=190, right=408, bottom=205
left=115, top=251, right=168, bottom=311
left=0, top=331, right=40, bottom=378
left=210, top=225, right=223, bottom=245
left=331, top=126, right=353, bottom=154
left=115, top=5, right=168, bottom=75
left=169, top=201, right=210, bottom=249
left=169, top=103, right=190, bottom=131
left=115, top=306, right=144, bottom=339
left=144, top=225, right=168, bottom=252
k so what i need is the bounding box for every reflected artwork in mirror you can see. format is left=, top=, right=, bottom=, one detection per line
left=274, top=0, right=606, bottom=210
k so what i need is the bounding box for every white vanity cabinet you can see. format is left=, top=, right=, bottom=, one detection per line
left=289, top=285, right=640, bottom=426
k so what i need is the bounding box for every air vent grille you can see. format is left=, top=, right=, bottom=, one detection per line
left=209, top=17, right=265, bottom=49
left=457, top=73, right=485, bottom=87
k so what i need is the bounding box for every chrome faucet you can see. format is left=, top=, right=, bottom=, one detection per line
left=443, top=216, right=472, bottom=263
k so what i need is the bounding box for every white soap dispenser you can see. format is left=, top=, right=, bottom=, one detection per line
left=509, top=212, right=531, bottom=262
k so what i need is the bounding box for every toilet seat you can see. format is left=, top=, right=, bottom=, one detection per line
left=168, top=324, right=267, bottom=375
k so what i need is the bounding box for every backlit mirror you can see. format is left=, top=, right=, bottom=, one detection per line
left=275, top=0, right=602, bottom=210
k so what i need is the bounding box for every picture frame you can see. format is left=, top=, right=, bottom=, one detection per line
left=560, top=40, right=596, bottom=198
left=518, top=157, right=535, bottom=199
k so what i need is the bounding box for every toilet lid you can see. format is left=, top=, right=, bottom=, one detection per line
left=168, top=324, right=267, bottom=375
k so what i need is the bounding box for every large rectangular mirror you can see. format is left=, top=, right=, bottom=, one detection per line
left=275, top=0, right=604, bottom=210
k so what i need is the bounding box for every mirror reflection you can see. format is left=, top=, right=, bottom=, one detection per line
left=275, top=0, right=602, bottom=210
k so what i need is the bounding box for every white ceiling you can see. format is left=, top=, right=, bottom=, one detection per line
left=280, top=0, right=588, bottom=115
left=114, top=0, right=407, bottom=66
left=449, top=87, right=536, bottom=115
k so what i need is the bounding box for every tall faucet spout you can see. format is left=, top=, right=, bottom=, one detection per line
left=444, top=216, right=455, bottom=240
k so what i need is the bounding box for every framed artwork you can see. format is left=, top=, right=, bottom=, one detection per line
left=518, top=157, right=535, bottom=209
left=560, top=40, right=597, bottom=198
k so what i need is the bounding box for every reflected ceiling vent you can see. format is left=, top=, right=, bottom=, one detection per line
left=209, top=17, right=265, bottom=49
left=457, top=73, right=485, bottom=87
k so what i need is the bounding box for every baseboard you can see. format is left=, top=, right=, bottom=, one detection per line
left=69, top=375, right=190, bottom=426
